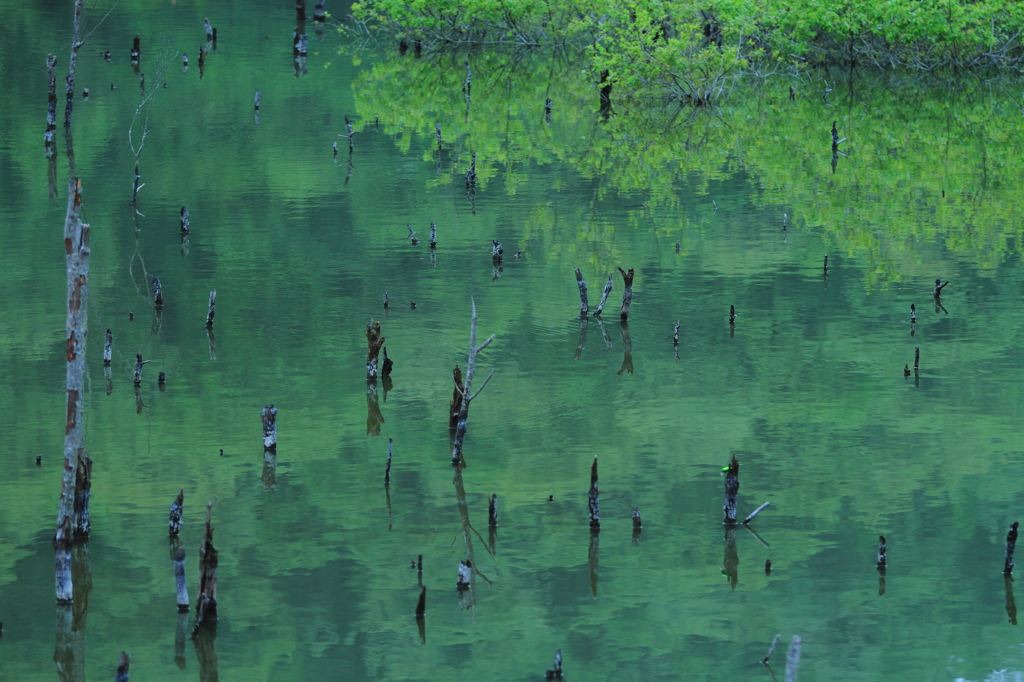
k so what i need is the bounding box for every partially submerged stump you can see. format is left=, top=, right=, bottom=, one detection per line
left=262, top=405, right=277, bottom=451
left=133, top=353, right=149, bottom=386
left=1005, top=522, right=1019, bottom=575
left=366, top=321, right=385, bottom=381
left=429, top=222, right=437, bottom=249
left=206, top=290, right=216, bottom=328
left=115, top=651, right=130, bottom=682
left=545, top=649, right=563, bottom=680
left=617, top=267, right=634, bottom=321
left=588, top=456, right=600, bottom=529
left=488, top=494, right=498, bottom=527
left=169, top=488, right=184, bottom=536
left=192, top=500, right=218, bottom=636
left=73, top=454, right=92, bottom=537
left=103, top=329, right=112, bottom=365
left=180, top=206, right=190, bottom=233
left=723, top=455, right=739, bottom=525
left=150, top=275, right=163, bottom=307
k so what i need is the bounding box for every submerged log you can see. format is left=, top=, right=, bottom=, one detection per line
left=262, top=405, right=277, bottom=451
left=723, top=455, right=739, bottom=525
left=56, top=177, right=89, bottom=603
left=617, top=267, right=634, bottom=321
left=169, top=488, right=184, bottom=536
left=593, top=274, right=613, bottom=316
left=574, top=267, right=589, bottom=315
left=192, top=500, right=218, bottom=635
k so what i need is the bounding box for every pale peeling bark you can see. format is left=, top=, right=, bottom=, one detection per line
left=593, top=275, right=613, bottom=316
left=56, top=178, right=89, bottom=603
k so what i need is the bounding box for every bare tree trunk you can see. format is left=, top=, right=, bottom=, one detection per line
left=617, top=267, right=634, bottom=321
left=63, top=0, right=84, bottom=126
left=450, top=300, right=495, bottom=465
left=56, top=177, right=89, bottom=603
left=448, top=366, right=464, bottom=428
left=593, top=275, right=613, bottom=316
left=574, top=267, right=589, bottom=315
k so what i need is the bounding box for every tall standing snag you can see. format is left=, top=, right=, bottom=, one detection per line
left=55, top=177, right=90, bottom=603
left=450, top=300, right=495, bottom=465
left=192, top=500, right=219, bottom=635
left=63, top=0, right=84, bottom=126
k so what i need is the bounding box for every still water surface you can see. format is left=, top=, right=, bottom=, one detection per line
left=2, top=1, right=1024, bottom=680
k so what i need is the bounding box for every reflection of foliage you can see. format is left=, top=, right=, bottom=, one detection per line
left=354, top=51, right=1024, bottom=283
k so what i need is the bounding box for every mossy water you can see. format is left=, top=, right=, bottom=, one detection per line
left=2, top=2, right=1024, bottom=681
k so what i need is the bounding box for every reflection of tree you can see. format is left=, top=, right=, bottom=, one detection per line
left=353, top=51, right=1024, bottom=281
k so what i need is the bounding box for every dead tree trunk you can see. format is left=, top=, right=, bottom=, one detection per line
left=205, top=291, right=216, bottom=328
left=133, top=353, right=148, bottom=386
left=103, top=329, right=112, bottom=365
left=73, top=454, right=91, bottom=537
left=617, top=267, right=634, bottom=321
left=450, top=299, right=495, bottom=465
left=63, top=0, right=84, bottom=126
left=55, top=177, right=89, bottom=604
left=1006, top=522, right=1019, bottom=575
left=46, top=54, right=58, bottom=149
left=574, top=268, right=589, bottom=315
left=588, top=456, right=600, bottom=529
left=449, top=366, right=464, bottom=428
left=192, top=500, right=218, bottom=635
left=262, top=405, right=277, bottom=451
left=366, top=321, right=385, bottom=380
left=723, top=454, right=739, bottom=524
left=593, top=275, right=613, bottom=316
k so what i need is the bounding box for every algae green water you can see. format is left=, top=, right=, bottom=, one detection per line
left=3, top=2, right=1024, bottom=681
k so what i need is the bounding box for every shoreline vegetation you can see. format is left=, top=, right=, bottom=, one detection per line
left=347, top=0, right=1024, bottom=102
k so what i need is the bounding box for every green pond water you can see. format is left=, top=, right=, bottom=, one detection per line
left=3, top=1, right=1024, bottom=680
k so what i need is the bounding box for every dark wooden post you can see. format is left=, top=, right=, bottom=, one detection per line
left=723, top=455, right=739, bottom=524
left=192, top=500, right=218, bottom=635
left=55, top=177, right=89, bottom=603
